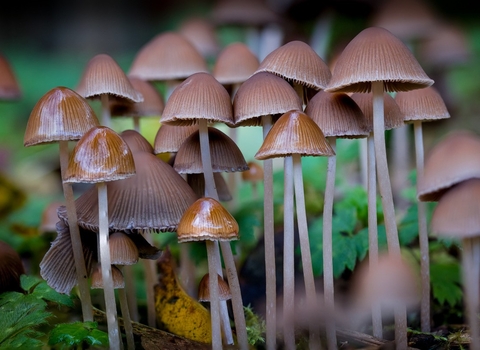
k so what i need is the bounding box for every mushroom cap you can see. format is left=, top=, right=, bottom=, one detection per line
left=161, top=72, right=234, bottom=127
left=241, top=161, right=264, bottom=182
left=128, top=31, right=208, bottom=81
left=0, top=240, right=25, bottom=293
left=109, top=231, right=139, bottom=265
left=305, top=91, right=370, bottom=138
left=64, top=126, right=136, bottom=184
left=198, top=273, right=232, bottom=302
left=177, top=197, right=239, bottom=242
left=178, top=16, right=220, bottom=59
left=431, top=178, right=480, bottom=238
left=60, top=151, right=198, bottom=233
left=418, top=130, right=480, bottom=202
left=350, top=92, right=405, bottom=130
left=233, top=72, right=302, bottom=127
left=91, top=263, right=125, bottom=289
left=24, top=86, right=100, bottom=147
left=187, top=172, right=232, bottom=202
left=212, top=42, right=260, bottom=85
left=76, top=54, right=143, bottom=102
left=0, top=54, right=21, bottom=100
left=394, top=86, right=450, bottom=123
left=325, top=26, right=434, bottom=93
left=174, top=126, right=248, bottom=174
left=255, top=109, right=335, bottom=160
left=211, top=0, right=282, bottom=27
left=153, top=124, right=199, bottom=154
left=255, top=40, right=331, bottom=90
left=120, top=129, right=154, bottom=153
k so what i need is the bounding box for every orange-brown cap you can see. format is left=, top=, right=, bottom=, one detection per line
left=212, top=42, right=259, bottom=85
left=76, top=54, right=143, bottom=103
left=198, top=273, right=232, bottom=302
left=241, top=161, right=264, bottom=182
left=431, top=178, right=480, bottom=238
left=109, top=231, right=139, bottom=265
left=255, top=40, right=331, bottom=90
left=325, top=27, right=434, bottom=93
left=91, top=263, right=125, bottom=289
left=255, top=110, right=335, bottom=160
left=418, top=130, right=480, bottom=202
left=233, top=72, right=302, bottom=127
left=174, top=126, right=248, bottom=174
left=187, top=172, right=232, bottom=202
left=120, top=129, right=154, bottom=153
left=161, top=72, right=234, bottom=127
left=0, top=240, right=25, bottom=293
left=0, top=54, right=21, bottom=100
left=128, top=31, right=208, bottom=81
left=395, top=86, right=450, bottom=123
left=24, top=86, right=100, bottom=147
left=177, top=197, right=239, bottom=242
left=64, top=126, right=136, bottom=184
left=153, top=124, right=199, bottom=154
left=305, top=91, right=370, bottom=138
left=350, top=92, right=404, bottom=130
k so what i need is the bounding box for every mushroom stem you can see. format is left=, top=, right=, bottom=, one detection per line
left=141, top=230, right=158, bottom=327
left=463, top=237, right=480, bottom=350
left=179, top=243, right=197, bottom=297
left=123, top=265, right=139, bottom=322
left=367, top=134, right=382, bottom=338
left=133, top=116, right=140, bottom=133
left=118, top=276, right=135, bottom=350
left=97, top=182, right=121, bottom=349
left=293, top=153, right=321, bottom=349
left=101, top=94, right=112, bottom=128
left=283, top=155, right=296, bottom=350
left=413, top=120, right=431, bottom=332
left=206, top=240, right=223, bottom=350
left=262, top=115, right=277, bottom=350
left=322, top=138, right=337, bottom=350
left=59, top=140, right=94, bottom=322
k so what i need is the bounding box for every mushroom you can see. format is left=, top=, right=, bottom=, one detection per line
left=241, top=161, right=264, bottom=200
left=0, top=53, right=21, bottom=100
left=120, top=129, right=154, bottom=154
left=0, top=240, right=25, bottom=293
left=198, top=273, right=232, bottom=303
left=177, top=16, right=220, bottom=60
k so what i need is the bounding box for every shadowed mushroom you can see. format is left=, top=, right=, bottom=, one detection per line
left=198, top=273, right=232, bottom=302
left=187, top=173, right=232, bottom=202
left=0, top=53, right=21, bottom=100
left=177, top=16, right=220, bottom=60
left=241, top=161, right=264, bottom=200
left=0, top=240, right=25, bottom=293
left=120, top=129, right=154, bottom=154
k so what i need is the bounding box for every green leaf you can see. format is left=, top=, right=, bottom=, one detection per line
left=430, top=261, right=463, bottom=307
left=398, top=204, right=419, bottom=246
left=48, top=321, right=109, bottom=347
left=30, top=280, right=74, bottom=308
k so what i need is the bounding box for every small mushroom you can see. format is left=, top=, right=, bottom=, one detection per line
left=0, top=240, right=25, bottom=293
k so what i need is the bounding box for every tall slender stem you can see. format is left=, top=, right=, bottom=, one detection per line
left=206, top=241, right=222, bottom=350
left=59, top=141, right=93, bottom=322
left=101, top=94, right=111, bottom=128
left=293, top=153, right=321, bottom=349
left=142, top=230, right=157, bottom=327
left=283, top=155, right=296, bottom=349
left=323, top=139, right=337, bottom=350
left=97, top=182, right=121, bottom=349
left=413, top=121, right=431, bottom=332
left=463, top=238, right=480, bottom=350
left=118, top=280, right=135, bottom=350
left=123, top=265, right=139, bottom=322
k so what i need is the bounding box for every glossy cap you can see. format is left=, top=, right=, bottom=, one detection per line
left=395, top=86, right=450, bottom=123
left=64, top=126, right=136, bottom=184
left=305, top=91, right=370, bottom=138
left=154, top=124, right=199, bottom=154
left=325, top=27, right=434, bottom=93
left=255, top=110, right=335, bottom=160
left=120, top=129, right=154, bottom=153
left=198, top=273, right=232, bottom=301
left=24, top=86, right=100, bottom=146
left=0, top=54, right=21, bottom=100
left=76, top=54, right=143, bottom=102
left=233, top=72, right=302, bottom=127
left=109, top=231, right=139, bottom=265
left=350, top=92, right=405, bottom=130
left=212, top=42, right=260, bottom=85
left=177, top=197, right=239, bottom=242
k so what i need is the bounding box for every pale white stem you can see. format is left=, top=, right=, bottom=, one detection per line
left=323, top=139, right=337, bottom=350
left=133, top=116, right=140, bottom=133
left=123, top=265, right=139, bottom=322
left=59, top=141, right=93, bottom=322
left=262, top=115, right=277, bottom=350
left=391, top=124, right=410, bottom=210
left=293, top=153, right=321, bottom=349
left=101, top=94, right=111, bottom=128
left=283, top=155, right=296, bottom=350
left=394, top=303, right=408, bottom=350
left=360, top=137, right=368, bottom=189
left=97, top=182, right=121, bottom=349
left=118, top=276, right=135, bottom=350
left=142, top=230, right=157, bottom=327
left=413, top=121, right=431, bottom=332
left=463, top=238, right=480, bottom=350
left=179, top=243, right=197, bottom=297
left=207, top=241, right=223, bottom=350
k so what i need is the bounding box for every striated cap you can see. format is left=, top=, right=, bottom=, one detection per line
left=154, top=124, right=199, bottom=154
left=64, top=126, right=136, bottom=184
left=76, top=54, right=143, bottom=103
left=161, top=72, right=234, bottom=127
left=24, top=86, right=100, bottom=147
left=212, top=42, right=260, bottom=86
left=120, top=129, right=154, bottom=153
left=418, top=130, right=480, bottom=202
left=91, top=263, right=125, bottom=289
left=187, top=172, right=232, bottom=202
left=109, top=231, right=139, bottom=265
left=177, top=197, right=239, bottom=242
left=255, top=109, right=335, bottom=160
left=198, top=273, right=232, bottom=302
left=128, top=31, right=208, bottom=81
left=431, top=178, right=480, bottom=239
left=0, top=54, right=21, bottom=100
left=305, top=91, right=370, bottom=139
left=394, top=86, right=450, bottom=123
left=350, top=92, right=404, bottom=130
left=0, top=240, right=25, bottom=293
left=174, top=126, right=248, bottom=174
left=255, top=40, right=331, bottom=90
left=325, top=26, right=434, bottom=93
left=233, top=72, right=302, bottom=127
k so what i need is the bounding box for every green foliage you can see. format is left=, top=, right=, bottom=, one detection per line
left=48, top=321, right=108, bottom=349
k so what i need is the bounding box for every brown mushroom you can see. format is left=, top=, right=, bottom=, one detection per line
left=0, top=240, right=25, bottom=293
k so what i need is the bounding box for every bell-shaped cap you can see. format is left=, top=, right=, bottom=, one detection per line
left=178, top=16, right=220, bottom=59
left=198, top=273, right=232, bottom=302
left=325, top=27, right=434, bottom=93
left=154, top=124, right=199, bottom=154
left=233, top=72, right=302, bottom=127
left=394, top=86, right=450, bottom=123
left=431, top=178, right=480, bottom=239
left=255, top=40, right=331, bottom=90
left=187, top=173, right=232, bottom=202
left=418, top=130, right=480, bottom=202
left=128, top=31, right=208, bottom=81
left=64, top=126, right=136, bottom=184
left=0, top=240, right=25, bottom=293
left=255, top=110, right=335, bottom=160
left=350, top=92, right=405, bottom=130
left=161, top=72, right=234, bottom=127
left=177, top=197, right=239, bottom=242
left=91, top=263, right=125, bottom=289
left=241, top=161, right=264, bottom=183
left=76, top=54, right=143, bottom=102
left=212, top=42, right=260, bottom=85
left=174, top=126, right=248, bottom=174
left=0, top=54, right=21, bottom=100
left=24, top=86, right=100, bottom=147
left=120, top=129, right=154, bottom=153
left=109, top=231, right=139, bottom=265
left=305, top=91, right=370, bottom=138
